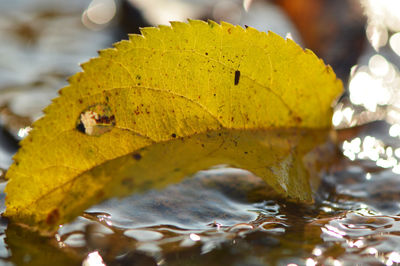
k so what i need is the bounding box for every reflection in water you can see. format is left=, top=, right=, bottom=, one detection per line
left=321, top=212, right=400, bottom=265
left=23, top=145, right=394, bottom=265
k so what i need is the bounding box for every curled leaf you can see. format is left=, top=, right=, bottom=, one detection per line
left=4, top=20, right=342, bottom=232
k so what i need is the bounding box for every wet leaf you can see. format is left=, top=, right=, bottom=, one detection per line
left=5, top=223, right=81, bottom=266
left=4, top=20, right=342, bottom=232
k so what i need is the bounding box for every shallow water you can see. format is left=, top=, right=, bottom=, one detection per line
left=45, top=136, right=400, bottom=266
left=3, top=128, right=400, bottom=265
left=2, top=0, right=400, bottom=265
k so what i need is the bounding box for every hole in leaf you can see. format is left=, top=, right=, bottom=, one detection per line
left=76, top=103, right=115, bottom=136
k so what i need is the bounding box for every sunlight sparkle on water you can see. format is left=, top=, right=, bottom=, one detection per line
left=362, top=0, right=400, bottom=35
left=366, top=24, right=388, bottom=50
left=312, top=248, right=322, bottom=256
left=342, top=138, right=361, bottom=161
left=82, top=251, right=106, bottom=266
left=389, top=124, right=400, bottom=137
left=367, top=247, right=378, bottom=255
left=360, top=136, right=384, bottom=161
left=321, top=206, right=334, bottom=213
left=349, top=69, right=390, bottom=112
left=333, top=260, right=342, bottom=266
left=387, top=252, right=400, bottom=266
left=390, top=33, right=400, bottom=56
left=393, top=164, right=400, bottom=174
left=189, top=233, right=201, bottom=242
left=305, top=258, right=317, bottom=266
left=350, top=0, right=400, bottom=116
left=342, top=135, right=400, bottom=174
left=366, top=173, right=371, bottom=180
left=369, top=55, right=390, bottom=77
left=321, top=225, right=345, bottom=239
left=332, top=105, right=354, bottom=127
left=348, top=239, right=364, bottom=248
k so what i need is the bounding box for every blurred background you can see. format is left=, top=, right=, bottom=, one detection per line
left=2, top=1, right=400, bottom=265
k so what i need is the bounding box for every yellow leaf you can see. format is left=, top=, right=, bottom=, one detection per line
left=4, top=20, right=342, bottom=232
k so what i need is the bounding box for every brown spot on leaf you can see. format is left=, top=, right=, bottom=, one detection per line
left=294, top=116, right=302, bottom=123
left=133, top=153, right=142, bottom=160
left=96, top=190, right=105, bottom=199
left=46, top=209, right=60, bottom=225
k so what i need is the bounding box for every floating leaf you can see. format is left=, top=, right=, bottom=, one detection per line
left=4, top=20, right=342, bottom=232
